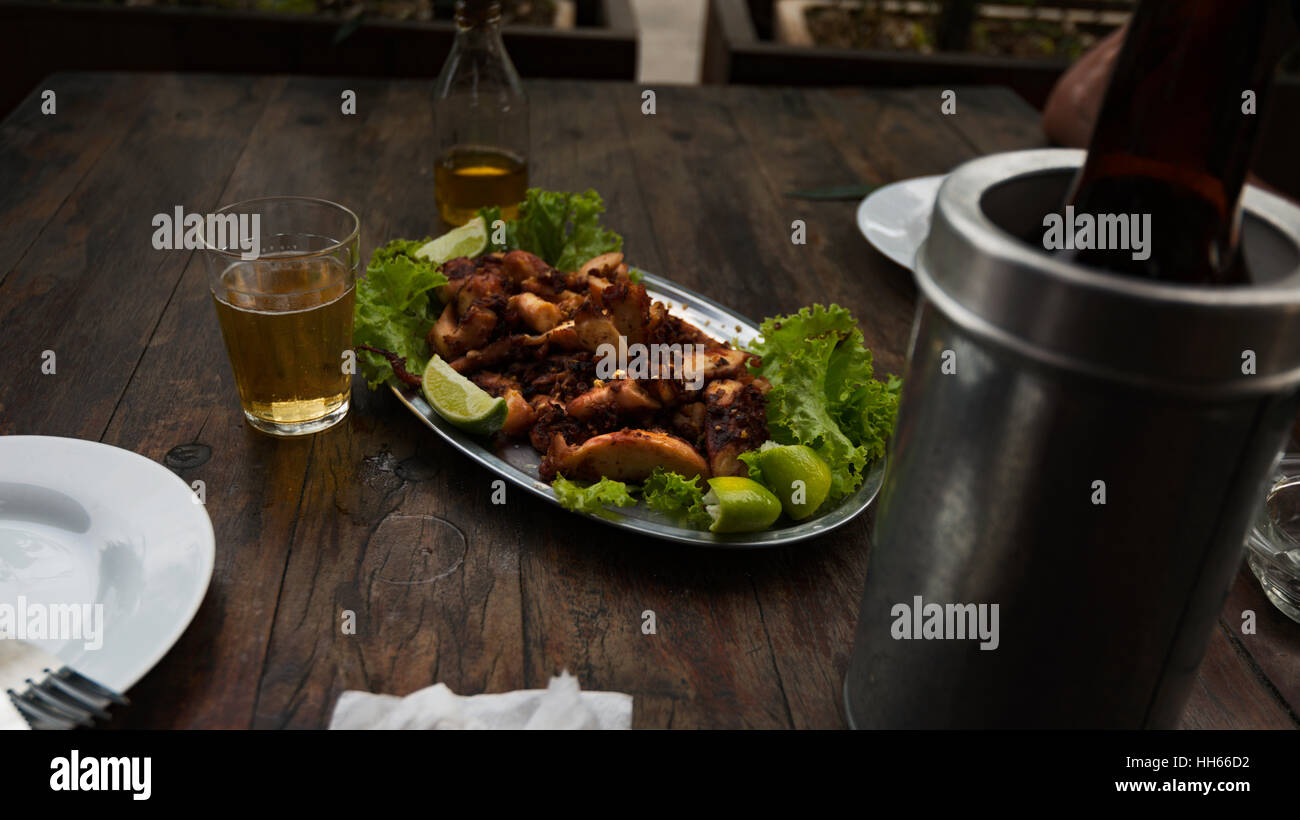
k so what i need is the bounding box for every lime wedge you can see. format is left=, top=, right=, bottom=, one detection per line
left=703, top=476, right=783, bottom=533
left=421, top=355, right=507, bottom=435
left=754, top=443, right=832, bottom=520
left=414, top=216, right=488, bottom=264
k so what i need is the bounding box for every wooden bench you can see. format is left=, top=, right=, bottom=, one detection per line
left=0, top=0, right=638, bottom=117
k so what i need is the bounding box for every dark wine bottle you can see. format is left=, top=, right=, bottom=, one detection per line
left=1063, top=0, right=1297, bottom=284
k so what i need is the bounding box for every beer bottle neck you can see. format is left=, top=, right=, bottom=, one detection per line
left=455, top=0, right=503, bottom=30
left=1081, top=3, right=1288, bottom=189
left=1067, top=1, right=1297, bottom=283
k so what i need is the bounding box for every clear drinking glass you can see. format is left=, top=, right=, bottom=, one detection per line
left=1246, top=453, right=1300, bottom=623
left=200, top=196, right=360, bottom=436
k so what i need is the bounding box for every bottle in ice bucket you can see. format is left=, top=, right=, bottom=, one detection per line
left=842, top=0, right=1300, bottom=728
left=1061, top=0, right=1296, bottom=284
left=433, top=0, right=530, bottom=227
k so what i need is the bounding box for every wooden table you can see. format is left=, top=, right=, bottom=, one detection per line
left=1, top=73, right=1296, bottom=729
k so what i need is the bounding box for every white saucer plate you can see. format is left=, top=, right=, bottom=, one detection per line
left=0, top=436, right=214, bottom=693
left=856, top=174, right=946, bottom=272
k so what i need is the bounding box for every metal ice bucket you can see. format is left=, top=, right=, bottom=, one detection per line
left=844, top=149, right=1300, bottom=728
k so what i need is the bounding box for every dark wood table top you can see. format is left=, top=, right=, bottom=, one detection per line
left=1, top=73, right=1296, bottom=729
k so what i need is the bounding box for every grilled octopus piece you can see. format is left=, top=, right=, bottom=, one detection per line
left=501, top=250, right=552, bottom=284
left=356, top=344, right=422, bottom=388
left=539, top=429, right=709, bottom=483
left=565, top=252, right=627, bottom=292
left=506, top=292, right=564, bottom=333
left=429, top=301, right=499, bottom=359
left=470, top=372, right=536, bottom=438
left=566, top=379, right=662, bottom=423
left=573, top=300, right=623, bottom=353
left=437, top=255, right=505, bottom=305
left=704, top=379, right=769, bottom=477
left=600, top=280, right=651, bottom=345
left=646, top=303, right=726, bottom=349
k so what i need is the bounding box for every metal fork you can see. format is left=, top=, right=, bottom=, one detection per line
left=6, top=667, right=129, bottom=729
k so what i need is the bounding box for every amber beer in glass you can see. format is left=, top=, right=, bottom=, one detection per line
left=1063, top=0, right=1297, bottom=283
left=201, top=197, right=360, bottom=436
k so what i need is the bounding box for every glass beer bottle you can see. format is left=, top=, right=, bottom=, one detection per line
left=1062, top=0, right=1297, bottom=284
left=433, top=0, right=530, bottom=227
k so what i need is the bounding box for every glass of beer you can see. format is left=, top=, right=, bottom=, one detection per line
left=200, top=196, right=359, bottom=436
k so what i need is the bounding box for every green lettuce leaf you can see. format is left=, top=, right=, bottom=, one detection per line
left=748, top=304, right=900, bottom=502
left=837, top=373, right=903, bottom=464
left=551, top=474, right=637, bottom=517
left=641, top=468, right=711, bottom=529
left=477, top=205, right=516, bottom=252
left=353, top=239, right=448, bottom=388
left=479, top=189, right=622, bottom=272
left=737, top=449, right=765, bottom=485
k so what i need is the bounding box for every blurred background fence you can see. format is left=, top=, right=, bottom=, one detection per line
left=705, top=0, right=1134, bottom=106
left=3, top=0, right=1299, bottom=194
left=0, top=0, right=637, bottom=115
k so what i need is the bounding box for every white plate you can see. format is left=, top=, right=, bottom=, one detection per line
left=856, top=174, right=946, bottom=272
left=0, top=436, right=214, bottom=692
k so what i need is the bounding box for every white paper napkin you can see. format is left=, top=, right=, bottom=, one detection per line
left=329, top=671, right=632, bottom=730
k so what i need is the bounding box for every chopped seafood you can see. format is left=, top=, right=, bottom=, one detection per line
left=420, top=250, right=770, bottom=481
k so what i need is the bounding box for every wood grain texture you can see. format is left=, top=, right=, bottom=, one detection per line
left=0, top=75, right=1294, bottom=730
left=242, top=79, right=527, bottom=728
left=1216, top=568, right=1300, bottom=719
left=1176, top=616, right=1298, bottom=730
left=0, top=74, right=271, bottom=440
left=0, top=74, right=159, bottom=291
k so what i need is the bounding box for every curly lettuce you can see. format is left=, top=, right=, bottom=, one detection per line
left=551, top=475, right=637, bottom=517
left=748, top=304, right=901, bottom=503
left=737, top=449, right=765, bottom=486
left=353, top=239, right=448, bottom=389
left=480, top=189, right=622, bottom=273
left=641, top=468, right=711, bottom=529
left=551, top=469, right=712, bottom=528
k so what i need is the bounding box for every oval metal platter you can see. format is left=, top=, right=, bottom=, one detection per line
left=390, top=269, right=885, bottom=548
